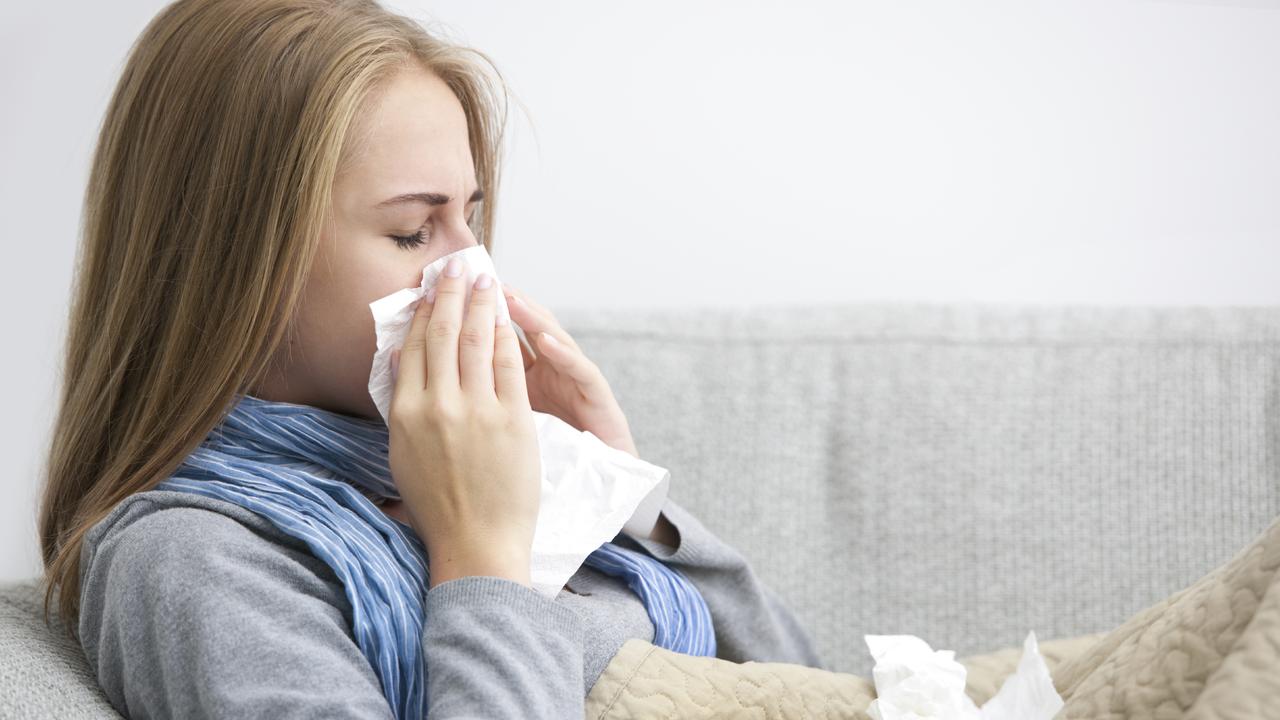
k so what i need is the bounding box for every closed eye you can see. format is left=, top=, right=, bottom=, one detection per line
left=389, top=220, right=430, bottom=250
left=388, top=208, right=480, bottom=250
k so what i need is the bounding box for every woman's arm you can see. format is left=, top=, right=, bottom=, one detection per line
left=616, top=495, right=826, bottom=670
left=78, top=494, right=584, bottom=719
left=423, top=575, right=584, bottom=717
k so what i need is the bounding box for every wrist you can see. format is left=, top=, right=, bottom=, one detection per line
left=426, top=545, right=531, bottom=590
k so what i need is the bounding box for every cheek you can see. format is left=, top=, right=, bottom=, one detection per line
left=304, top=235, right=428, bottom=368
left=292, top=293, right=370, bottom=367
left=362, top=244, right=433, bottom=299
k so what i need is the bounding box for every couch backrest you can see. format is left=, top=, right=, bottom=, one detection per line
left=5, top=302, right=1278, bottom=711
left=556, top=302, right=1280, bottom=676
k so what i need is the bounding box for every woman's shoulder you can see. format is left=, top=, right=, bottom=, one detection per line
left=83, top=488, right=297, bottom=560
left=75, top=490, right=394, bottom=717
left=81, top=487, right=344, bottom=592
left=80, top=489, right=335, bottom=592
left=77, top=489, right=352, bottom=659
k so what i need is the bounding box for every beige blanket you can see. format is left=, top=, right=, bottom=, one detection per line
left=585, top=513, right=1280, bottom=719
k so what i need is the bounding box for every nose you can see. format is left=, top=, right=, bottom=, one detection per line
left=436, top=220, right=480, bottom=255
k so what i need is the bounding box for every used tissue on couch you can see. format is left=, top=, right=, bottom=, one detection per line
left=865, top=631, right=1064, bottom=720
left=366, top=245, right=670, bottom=598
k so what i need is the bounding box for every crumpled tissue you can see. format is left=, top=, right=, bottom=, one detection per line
left=865, top=631, right=1065, bottom=720
left=366, top=244, right=670, bottom=598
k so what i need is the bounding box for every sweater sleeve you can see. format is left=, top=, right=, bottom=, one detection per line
left=77, top=495, right=584, bottom=720
left=423, top=576, right=584, bottom=718
left=614, top=494, right=826, bottom=670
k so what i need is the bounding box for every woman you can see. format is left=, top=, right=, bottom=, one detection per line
left=36, top=0, right=821, bottom=717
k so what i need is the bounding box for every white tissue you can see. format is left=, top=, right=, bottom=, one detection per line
left=366, top=244, right=671, bottom=598
left=864, top=631, right=1065, bottom=720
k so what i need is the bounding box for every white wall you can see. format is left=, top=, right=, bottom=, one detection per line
left=3, top=0, right=1278, bottom=581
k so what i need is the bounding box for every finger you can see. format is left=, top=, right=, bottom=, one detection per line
left=393, top=290, right=435, bottom=405
left=507, top=286, right=565, bottom=331
left=493, top=311, right=532, bottom=411
left=535, top=331, right=605, bottom=391
left=504, top=291, right=581, bottom=353
left=425, top=258, right=468, bottom=393
left=496, top=283, right=539, bottom=370
left=512, top=321, right=538, bottom=371
left=511, top=295, right=579, bottom=352
left=459, top=272, right=497, bottom=397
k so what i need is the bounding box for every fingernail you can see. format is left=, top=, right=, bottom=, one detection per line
left=426, top=287, right=437, bottom=303
left=445, top=257, right=462, bottom=277
left=474, top=273, right=492, bottom=290
left=542, top=332, right=559, bottom=346
left=495, top=313, right=509, bottom=327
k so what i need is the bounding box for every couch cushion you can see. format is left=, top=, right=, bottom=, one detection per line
left=0, top=580, right=121, bottom=718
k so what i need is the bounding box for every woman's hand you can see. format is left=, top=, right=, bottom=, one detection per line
left=501, top=284, right=640, bottom=458
left=386, top=258, right=541, bottom=589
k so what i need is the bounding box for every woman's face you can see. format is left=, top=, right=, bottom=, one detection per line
left=251, top=63, right=484, bottom=421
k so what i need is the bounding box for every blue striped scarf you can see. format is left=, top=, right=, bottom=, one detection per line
left=155, top=393, right=715, bottom=719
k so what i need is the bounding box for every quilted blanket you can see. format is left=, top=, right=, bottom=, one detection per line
left=584, top=513, right=1280, bottom=719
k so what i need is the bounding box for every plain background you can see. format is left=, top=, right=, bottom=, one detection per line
left=2, top=0, right=1278, bottom=581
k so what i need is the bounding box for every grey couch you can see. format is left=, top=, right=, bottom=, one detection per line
left=4, top=302, right=1279, bottom=718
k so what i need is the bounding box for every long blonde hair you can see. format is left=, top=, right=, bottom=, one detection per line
left=38, top=0, right=513, bottom=633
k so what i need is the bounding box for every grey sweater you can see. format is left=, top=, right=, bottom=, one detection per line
left=77, top=489, right=824, bottom=719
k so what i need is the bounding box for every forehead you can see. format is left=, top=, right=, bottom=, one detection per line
left=340, top=64, right=475, bottom=189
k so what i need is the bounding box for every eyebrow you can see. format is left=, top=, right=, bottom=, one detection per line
left=374, top=187, right=484, bottom=209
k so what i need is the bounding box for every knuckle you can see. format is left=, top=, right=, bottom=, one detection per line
left=458, top=325, right=488, bottom=348
left=424, top=395, right=458, bottom=423
left=388, top=396, right=422, bottom=430
left=427, top=319, right=457, bottom=340
left=493, top=352, right=525, bottom=372
left=494, top=323, right=519, bottom=342
left=434, top=282, right=463, bottom=297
